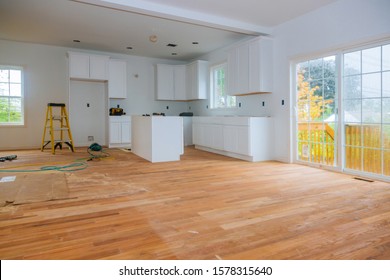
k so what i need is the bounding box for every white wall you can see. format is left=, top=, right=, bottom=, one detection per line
left=0, top=40, right=188, bottom=150
left=0, top=40, right=68, bottom=150
left=271, top=0, right=390, bottom=162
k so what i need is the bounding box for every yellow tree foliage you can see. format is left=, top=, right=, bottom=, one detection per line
left=297, top=71, right=333, bottom=121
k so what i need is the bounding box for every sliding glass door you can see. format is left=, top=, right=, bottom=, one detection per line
left=294, top=41, right=390, bottom=180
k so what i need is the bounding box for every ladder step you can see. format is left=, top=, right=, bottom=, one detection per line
left=54, top=140, right=72, bottom=143
left=45, top=126, right=69, bottom=130
left=48, top=103, right=65, bottom=107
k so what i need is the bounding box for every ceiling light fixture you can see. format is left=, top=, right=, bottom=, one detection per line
left=149, top=35, right=158, bottom=43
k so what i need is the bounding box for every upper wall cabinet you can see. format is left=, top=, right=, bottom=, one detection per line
left=108, top=59, right=127, bottom=99
left=156, top=64, right=186, bottom=100
left=156, top=60, right=208, bottom=101
left=68, top=51, right=109, bottom=81
left=227, top=37, right=273, bottom=95
left=186, top=60, right=208, bottom=100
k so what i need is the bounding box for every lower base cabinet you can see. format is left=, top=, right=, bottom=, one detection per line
left=109, top=116, right=131, bottom=148
left=192, top=116, right=273, bottom=162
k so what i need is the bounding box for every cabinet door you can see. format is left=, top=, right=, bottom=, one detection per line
left=237, top=43, right=249, bottom=94
left=186, top=62, right=195, bottom=100
left=89, top=55, right=109, bottom=80
left=69, top=52, right=90, bottom=79
left=110, top=122, right=122, bottom=143
left=224, top=125, right=250, bottom=155
left=174, top=65, right=186, bottom=100
left=252, top=38, right=273, bottom=93
left=156, top=64, right=174, bottom=100
left=223, top=125, right=239, bottom=153
left=210, top=124, right=224, bottom=150
left=121, top=122, right=131, bottom=143
left=227, top=48, right=238, bottom=95
left=109, top=60, right=127, bottom=98
left=236, top=126, right=250, bottom=155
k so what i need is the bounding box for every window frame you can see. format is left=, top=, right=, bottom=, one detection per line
left=209, top=62, right=236, bottom=109
left=0, top=65, right=25, bottom=126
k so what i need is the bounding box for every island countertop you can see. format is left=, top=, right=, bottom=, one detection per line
left=131, top=116, right=184, bottom=163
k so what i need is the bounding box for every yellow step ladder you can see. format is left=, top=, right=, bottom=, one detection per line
left=41, top=103, right=75, bottom=154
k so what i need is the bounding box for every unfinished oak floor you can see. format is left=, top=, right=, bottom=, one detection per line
left=0, top=147, right=389, bottom=260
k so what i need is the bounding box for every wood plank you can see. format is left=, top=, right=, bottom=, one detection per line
left=0, top=147, right=389, bottom=259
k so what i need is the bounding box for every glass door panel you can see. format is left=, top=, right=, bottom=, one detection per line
left=296, top=56, right=337, bottom=167
left=343, top=43, right=390, bottom=178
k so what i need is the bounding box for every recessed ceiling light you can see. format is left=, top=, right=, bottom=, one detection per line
left=149, top=35, right=158, bottom=43
left=73, top=40, right=81, bottom=43
left=167, top=43, right=177, bottom=47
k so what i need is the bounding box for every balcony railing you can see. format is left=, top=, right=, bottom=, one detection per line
left=297, top=122, right=389, bottom=176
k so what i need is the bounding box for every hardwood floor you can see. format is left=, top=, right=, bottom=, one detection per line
left=0, top=147, right=389, bottom=260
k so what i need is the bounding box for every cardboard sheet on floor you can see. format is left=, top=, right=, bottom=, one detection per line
left=0, top=173, right=69, bottom=206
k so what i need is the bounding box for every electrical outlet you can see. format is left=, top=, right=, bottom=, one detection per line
left=88, top=136, right=94, bottom=141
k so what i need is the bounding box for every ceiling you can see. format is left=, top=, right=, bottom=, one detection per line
left=0, top=0, right=340, bottom=61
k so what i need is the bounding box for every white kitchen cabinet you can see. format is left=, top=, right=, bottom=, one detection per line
left=156, top=64, right=186, bottom=100
left=227, top=36, right=272, bottom=95
left=193, top=118, right=224, bottom=151
left=157, top=60, right=207, bottom=101
left=68, top=51, right=109, bottom=81
left=193, top=116, right=273, bottom=162
left=109, top=116, right=131, bottom=148
left=186, top=60, right=208, bottom=100
left=109, top=59, right=127, bottom=98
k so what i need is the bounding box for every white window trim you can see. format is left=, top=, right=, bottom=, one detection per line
left=0, top=65, right=25, bottom=126
left=209, top=62, right=236, bottom=110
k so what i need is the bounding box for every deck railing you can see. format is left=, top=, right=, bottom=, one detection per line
left=298, top=122, right=389, bottom=176
left=345, top=124, right=389, bottom=175
left=297, top=122, right=335, bottom=165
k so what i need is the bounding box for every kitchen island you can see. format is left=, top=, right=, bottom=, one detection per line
left=131, top=116, right=183, bottom=163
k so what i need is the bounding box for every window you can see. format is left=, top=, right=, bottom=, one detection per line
left=0, top=66, right=24, bottom=125
left=210, top=63, right=236, bottom=109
